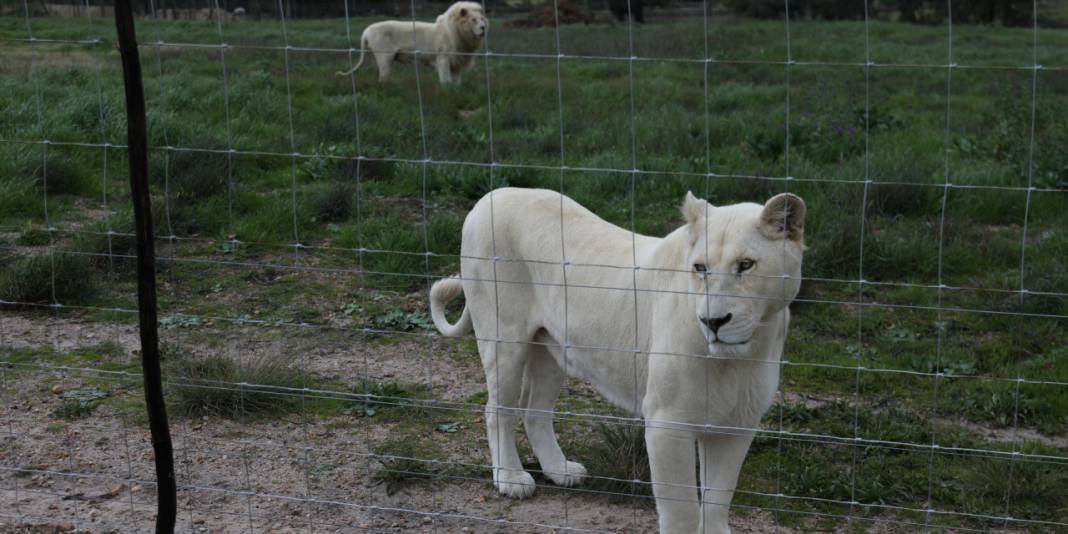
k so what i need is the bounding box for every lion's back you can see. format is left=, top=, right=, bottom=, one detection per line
left=461, top=188, right=607, bottom=259
left=459, top=188, right=653, bottom=288
left=462, top=188, right=553, bottom=263
left=363, top=20, right=436, bottom=48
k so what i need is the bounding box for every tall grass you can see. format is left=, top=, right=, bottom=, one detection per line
left=0, top=252, right=94, bottom=304
left=166, top=352, right=305, bottom=418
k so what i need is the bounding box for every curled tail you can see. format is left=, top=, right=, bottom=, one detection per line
left=336, top=36, right=368, bottom=77
left=430, top=276, right=472, bottom=337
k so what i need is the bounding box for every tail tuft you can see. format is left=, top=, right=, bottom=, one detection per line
left=429, top=276, right=472, bottom=337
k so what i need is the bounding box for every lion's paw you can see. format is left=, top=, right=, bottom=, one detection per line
left=545, top=461, right=587, bottom=487
left=494, top=469, right=536, bottom=499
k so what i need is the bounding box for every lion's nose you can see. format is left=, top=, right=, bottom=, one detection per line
left=702, top=314, right=732, bottom=335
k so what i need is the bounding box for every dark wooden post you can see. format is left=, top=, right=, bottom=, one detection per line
left=113, top=0, right=178, bottom=532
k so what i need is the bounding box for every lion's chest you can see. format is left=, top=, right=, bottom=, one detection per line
left=708, top=362, right=780, bottom=427
left=643, top=354, right=781, bottom=429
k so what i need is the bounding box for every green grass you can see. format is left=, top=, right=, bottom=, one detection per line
left=737, top=400, right=1068, bottom=529
left=0, top=11, right=1066, bottom=531
left=1, top=341, right=127, bottom=367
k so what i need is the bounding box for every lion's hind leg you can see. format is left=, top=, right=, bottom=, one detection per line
left=521, top=343, right=586, bottom=487
left=480, top=339, right=537, bottom=498
left=373, top=51, right=395, bottom=81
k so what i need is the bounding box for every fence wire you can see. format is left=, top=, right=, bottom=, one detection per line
left=2, top=0, right=1066, bottom=532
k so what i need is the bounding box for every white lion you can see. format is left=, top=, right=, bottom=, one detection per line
left=336, top=1, right=488, bottom=85
left=430, top=188, right=805, bottom=533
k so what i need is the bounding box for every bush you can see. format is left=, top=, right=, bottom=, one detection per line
left=347, top=157, right=394, bottom=182
left=726, top=0, right=864, bottom=20
left=52, top=388, right=108, bottom=420
left=344, top=381, right=430, bottom=419
left=16, top=224, right=50, bottom=247
left=448, top=169, right=499, bottom=201
left=441, top=167, right=545, bottom=202
left=53, top=400, right=98, bottom=419
left=732, top=0, right=1031, bottom=25
left=0, top=176, right=42, bottom=223
left=0, top=252, right=94, bottom=304
left=865, top=182, right=940, bottom=218
left=19, top=152, right=93, bottom=197
left=711, top=176, right=774, bottom=206
left=578, top=422, right=651, bottom=501
left=72, top=211, right=146, bottom=272
left=314, top=180, right=354, bottom=222
left=166, top=352, right=304, bottom=418
left=950, top=0, right=1033, bottom=26
left=371, top=438, right=441, bottom=496
left=802, top=203, right=863, bottom=279
left=801, top=0, right=866, bottom=20
left=154, top=138, right=229, bottom=207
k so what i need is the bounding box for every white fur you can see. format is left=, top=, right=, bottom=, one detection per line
left=429, top=275, right=472, bottom=336
left=429, top=187, right=805, bottom=533
left=336, top=1, right=488, bottom=85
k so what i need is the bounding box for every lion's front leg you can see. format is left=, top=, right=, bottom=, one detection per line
left=697, top=432, right=754, bottom=534
left=434, top=55, right=453, bottom=84
left=645, top=424, right=700, bottom=533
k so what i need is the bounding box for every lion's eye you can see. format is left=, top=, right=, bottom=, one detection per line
left=693, top=263, right=707, bottom=273
left=737, top=259, right=755, bottom=273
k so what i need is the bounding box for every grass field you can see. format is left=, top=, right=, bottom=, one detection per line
left=1, top=8, right=1067, bottom=532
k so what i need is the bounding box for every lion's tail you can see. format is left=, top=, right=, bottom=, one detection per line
left=429, top=276, right=472, bottom=337
left=336, top=35, right=368, bottom=77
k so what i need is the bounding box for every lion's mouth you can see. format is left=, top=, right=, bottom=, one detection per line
left=706, top=333, right=751, bottom=349
left=710, top=339, right=750, bottom=350
left=702, top=329, right=750, bottom=346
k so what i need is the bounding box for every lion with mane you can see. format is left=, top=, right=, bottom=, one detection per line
left=336, top=1, right=487, bottom=85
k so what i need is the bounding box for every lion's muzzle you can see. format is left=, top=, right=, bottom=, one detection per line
left=701, top=313, right=733, bottom=336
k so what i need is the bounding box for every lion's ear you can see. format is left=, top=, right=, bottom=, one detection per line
left=681, top=191, right=710, bottom=240
left=760, top=193, right=806, bottom=242
left=459, top=7, right=467, bottom=17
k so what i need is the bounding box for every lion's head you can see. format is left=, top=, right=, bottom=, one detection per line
left=678, top=191, right=805, bottom=356
left=447, top=2, right=488, bottom=42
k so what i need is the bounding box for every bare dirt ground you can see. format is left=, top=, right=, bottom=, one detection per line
left=2, top=313, right=801, bottom=534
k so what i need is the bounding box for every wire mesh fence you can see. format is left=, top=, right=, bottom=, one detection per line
left=2, top=0, right=1067, bottom=532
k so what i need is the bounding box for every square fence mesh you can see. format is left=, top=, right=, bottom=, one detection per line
left=2, top=0, right=1067, bottom=532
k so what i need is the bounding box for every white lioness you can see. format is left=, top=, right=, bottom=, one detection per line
left=336, top=1, right=488, bottom=84
left=430, top=188, right=805, bottom=533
